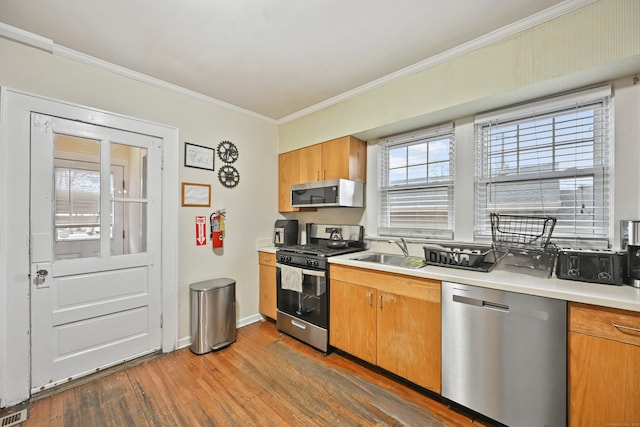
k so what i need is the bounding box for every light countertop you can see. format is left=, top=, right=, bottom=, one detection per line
left=258, top=246, right=278, bottom=254
left=329, top=250, right=640, bottom=313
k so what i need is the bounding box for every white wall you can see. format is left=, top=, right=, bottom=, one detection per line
left=0, top=34, right=278, bottom=405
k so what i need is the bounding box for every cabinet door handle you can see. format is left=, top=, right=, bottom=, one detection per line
left=316, top=171, right=320, bottom=181
left=379, top=295, right=383, bottom=310
left=367, top=292, right=372, bottom=307
left=612, top=322, right=640, bottom=333
left=323, top=170, right=326, bottom=180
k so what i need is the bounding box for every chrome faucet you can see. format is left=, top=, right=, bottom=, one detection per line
left=389, top=238, right=409, bottom=257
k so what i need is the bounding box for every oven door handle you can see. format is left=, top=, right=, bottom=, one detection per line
left=276, top=263, right=326, bottom=277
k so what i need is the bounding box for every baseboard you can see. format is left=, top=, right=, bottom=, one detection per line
left=177, top=313, right=266, bottom=350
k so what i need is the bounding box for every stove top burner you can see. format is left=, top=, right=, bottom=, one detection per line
left=277, top=244, right=363, bottom=257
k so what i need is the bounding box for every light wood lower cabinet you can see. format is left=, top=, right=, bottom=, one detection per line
left=258, top=251, right=277, bottom=320
left=330, top=280, right=377, bottom=363
left=330, top=265, right=441, bottom=393
left=568, top=302, right=640, bottom=426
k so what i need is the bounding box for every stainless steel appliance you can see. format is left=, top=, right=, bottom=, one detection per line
left=442, top=282, right=566, bottom=427
left=290, top=179, right=364, bottom=208
left=556, top=248, right=626, bottom=285
left=621, top=220, right=640, bottom=288
left=276, top=223, right=364, bottom=352
left=274, top=219, right=298, bottom=247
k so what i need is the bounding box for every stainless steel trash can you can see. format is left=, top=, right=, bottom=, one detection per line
left=190, top=278, right=236, bottom=354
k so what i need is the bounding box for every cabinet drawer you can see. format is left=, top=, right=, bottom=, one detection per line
left=569, top=302, right=640, bottom=346
left=258, top=251, right=276, bottom=267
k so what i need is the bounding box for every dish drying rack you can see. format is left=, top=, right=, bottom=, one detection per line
left=490, top=213, right=558, bottom=277
left=422, top=244, right=496, bottom=272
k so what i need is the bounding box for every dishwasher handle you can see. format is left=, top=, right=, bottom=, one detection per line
left=452, top=294, right=509, bottom=312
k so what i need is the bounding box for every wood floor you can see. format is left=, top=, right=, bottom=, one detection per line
left=2, top=320, right=490, bottom=426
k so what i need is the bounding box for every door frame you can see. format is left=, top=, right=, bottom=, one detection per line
left=0, top=87, right=179, bottom=407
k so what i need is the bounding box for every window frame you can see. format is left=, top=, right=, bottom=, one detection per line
left=378, top=123, right=456, bottom=239
left=473, top=85, right=612, bottom=245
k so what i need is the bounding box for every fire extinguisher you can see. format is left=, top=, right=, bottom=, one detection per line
left=210, top=209, right=226, bottom=248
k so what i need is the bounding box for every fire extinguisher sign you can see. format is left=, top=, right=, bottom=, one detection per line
left=195, top=216, right=207, bottom=246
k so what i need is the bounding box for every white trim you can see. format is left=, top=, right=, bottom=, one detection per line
left=237, top=313, right=264, bottom=329
left=0, top=88, right=8, bottom=409
left=0, top=22, right=53, bottom=53
left=276, top=0, right=596, bottom=124
left=0, top=87, right=179, bottom=406
left=0, top=22, right=271, bottom=122
left=176, top=313, right=265, bottom=350
left=52, top=46, right=276, bottom=124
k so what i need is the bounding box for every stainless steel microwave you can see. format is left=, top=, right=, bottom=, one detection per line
left=290, top=179, right=364, bottom=208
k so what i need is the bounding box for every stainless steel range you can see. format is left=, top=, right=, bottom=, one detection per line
left=276, top=223, right=364, bottom=352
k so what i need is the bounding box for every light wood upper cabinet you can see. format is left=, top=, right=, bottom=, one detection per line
left=258, top=251, right=277, bottom=320
left=278, top=135, right=366, bottom=212
left=329, top=265, right=441, bottom=393
left=568, top=302, right=640, bottom=426
left=298, top=143, right=323, bottom=183
left=278, top=149, right=301, bottom=213
left=320, top=136, right=366, bottom=182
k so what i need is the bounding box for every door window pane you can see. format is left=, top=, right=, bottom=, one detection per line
left=110, top=142, right=148, bottom=255
left=53, top=136, right=101, bottom=260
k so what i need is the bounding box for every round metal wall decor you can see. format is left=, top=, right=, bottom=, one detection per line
left=217, top=140, right=239, bottom=164
left=218, top=165, right=240, bottom=188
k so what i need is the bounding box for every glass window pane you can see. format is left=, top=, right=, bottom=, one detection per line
left=53, top=135, right=101, bottom=260
left=428, top=139, right=449, bottom=162
left=110, top=142, right=148, bottom=254
left=407, top=143, right=427, bottom=166
left=407, top=165, right=426, bottom=183
left=110, top=143, right=148, bottom=199
left=389, top=168, right=406, bottom=185
left=112, top=201, right=146, bottom=255
left=388, top=146, right=406, bottom=169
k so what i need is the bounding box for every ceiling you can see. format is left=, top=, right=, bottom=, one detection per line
left=0, top=0, right=575, bottom=121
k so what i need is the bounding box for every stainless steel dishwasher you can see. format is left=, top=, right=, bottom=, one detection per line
left=442, top=281, right=566, bottom=427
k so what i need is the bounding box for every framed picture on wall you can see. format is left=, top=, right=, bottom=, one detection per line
left=184, top=142, right=215, bottom=171
left=181, top=182, right=211, bottom=207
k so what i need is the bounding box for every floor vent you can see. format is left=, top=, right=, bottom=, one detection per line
left=0, top=409, right=27, bottom=427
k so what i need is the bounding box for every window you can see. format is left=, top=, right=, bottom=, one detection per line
left=474, top=86, right=612, bottom=243
left=54, top=163, right=116, bottom=242
left=378, top=124, right=455, bottom=239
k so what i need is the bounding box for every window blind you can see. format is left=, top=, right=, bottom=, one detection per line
left=474, top=86, right=612, bottom=243
left=378, top=124, right=455, bottom=239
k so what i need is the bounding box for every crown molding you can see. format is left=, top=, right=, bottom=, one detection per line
left=51, top=46, right=276, bottom=123
left=0, top=22, right=52, bottom=52
left=276, top=0, right=596, bottom=125
left=0, top=21, right=275, bottom=124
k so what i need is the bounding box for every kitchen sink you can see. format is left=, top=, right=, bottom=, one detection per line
left=351, top=253, right=427, bottom=269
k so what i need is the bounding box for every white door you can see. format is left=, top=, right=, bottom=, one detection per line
left=30, top=113, right=163, bottom=392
